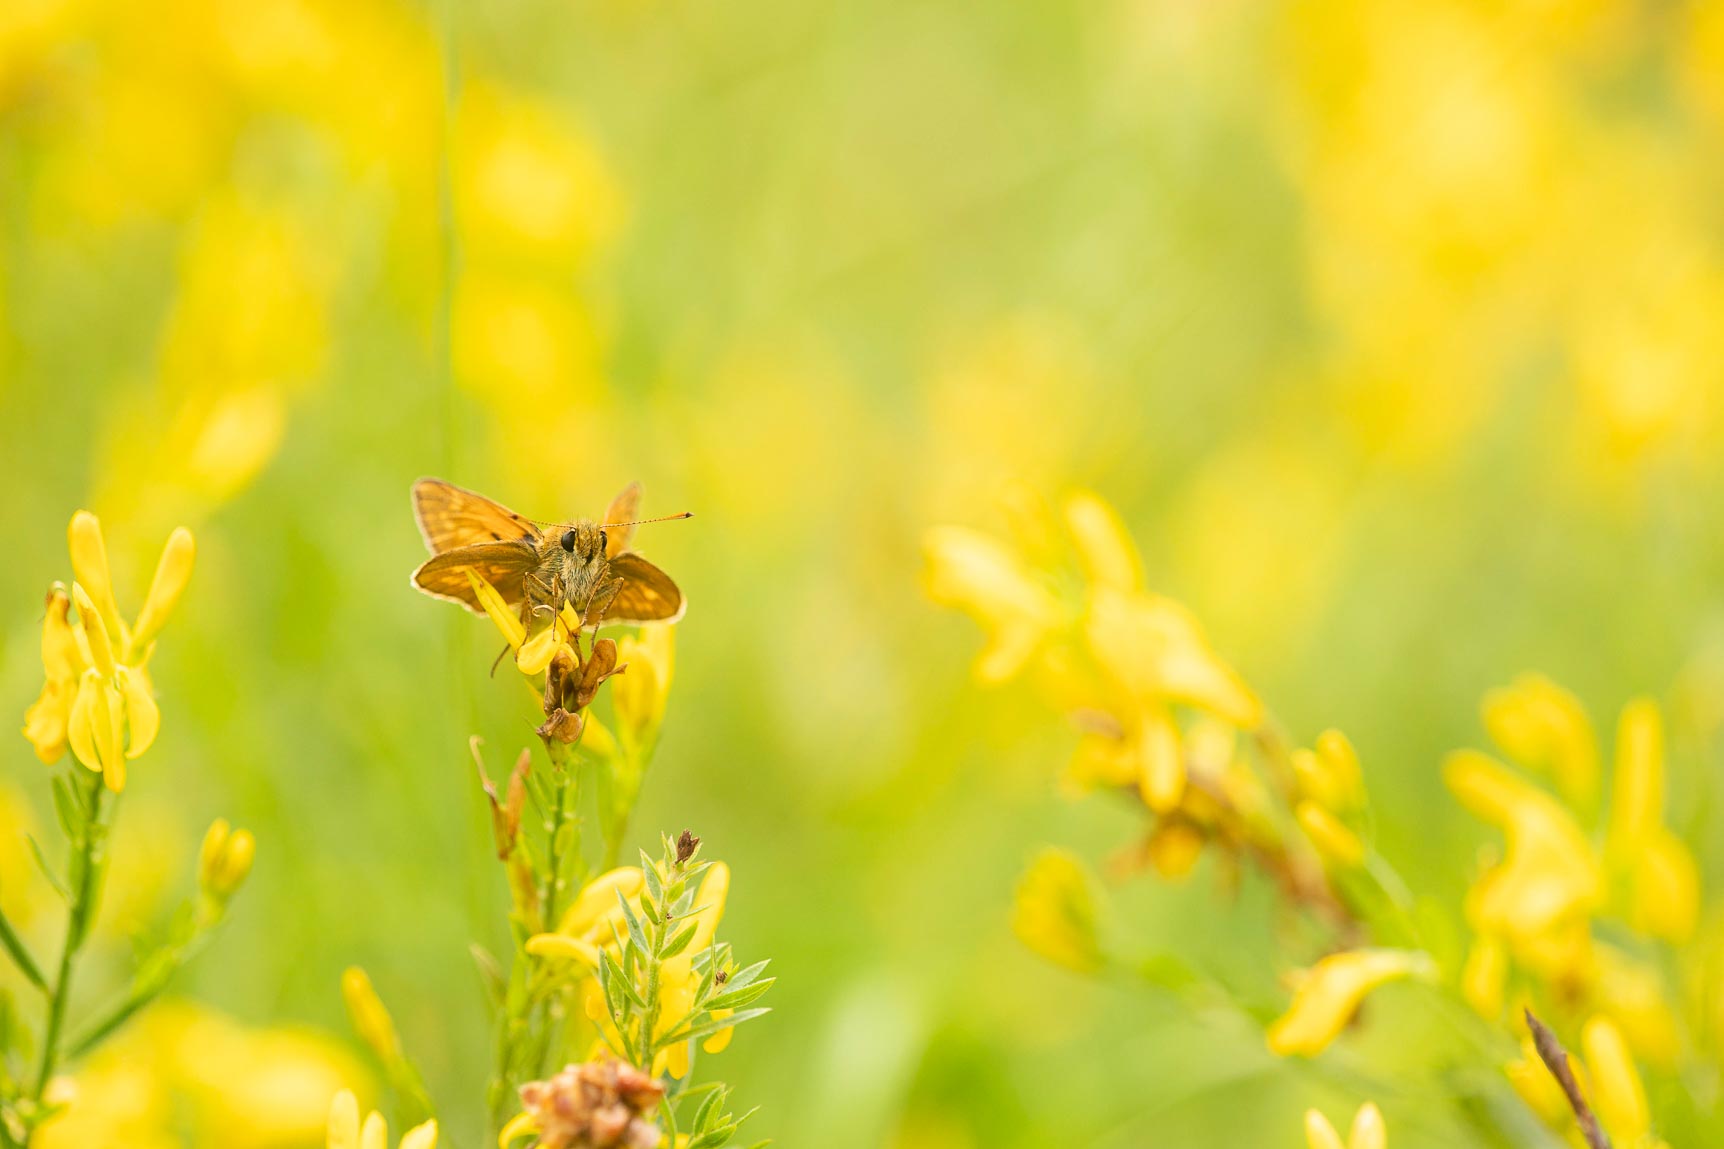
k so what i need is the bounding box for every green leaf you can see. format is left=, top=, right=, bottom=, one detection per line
left=661, top=922, right=700, bottom=960
left=664, top=1007, right=770, bottom=1045
left=617, top=890, right=651, bottom=958
left=641, top=851, right=664, bottom=903
left=705, top=978, right=774, bottom=1012
left=691, top=1085, right=727, bottom=1134
left=720, top=960, right=770, bottom=992
left=25, top=835, right=70, bottom=902
left=50, top=778, right=83, bottom=839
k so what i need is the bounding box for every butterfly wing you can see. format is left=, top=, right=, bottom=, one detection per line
left=602, top=481, right=642, bottom=558
left=411, top=541, right=539, bottom=613
left=414, top=478, right=542, bottom=555
left=605, top=552, right=686, bottom=624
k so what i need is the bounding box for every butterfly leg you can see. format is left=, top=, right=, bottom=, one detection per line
left=582, top=577, right=626, bottom=630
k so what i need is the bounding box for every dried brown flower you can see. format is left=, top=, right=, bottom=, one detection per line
left=517, top=1057, right=666, bottom=1149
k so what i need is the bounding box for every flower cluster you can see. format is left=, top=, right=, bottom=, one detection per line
left=505, top=1058, right=664, bottom=1149
left=7, top=512, right=255, bottom=1144
left=929, top=490, right=1709, bottom=1147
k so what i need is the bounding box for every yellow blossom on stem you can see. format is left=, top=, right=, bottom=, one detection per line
left=1011, top=849, right=1104, bottom=974
left=1305, top=1102, right=1386, bottom=1149
left=1581, top=1015, right=1651, bottom=1145
left=1084, top=587, right=1262, bottom=728
left=1292, top=729, right=1364, bottom=813
left=1296, top=800, right=1364, bottom=868
left=1481, top=673, right=1599, bottom=813
left=1605, top=698, right=1699, bottom=943
left=22, top=513, right=194, bottom=791
left=341, top=967, right=403, bottom=1067
left=614, top=624, right=675, bottom=755
left=923, top=525, right=1065, bottom=683
left=1063, top=489, right=1143, bottom=593
left=326, top=1089, right=437, bottom=1149
left=198, top=817, right=257, bottom=902
left=1460, top=936, right=1507, bottom=1020
left=1267, top=948, right=1437, bottom=1057
left=525, top=867, right=646, bottom=965
left=1444, top=750, right=1602, bottom=950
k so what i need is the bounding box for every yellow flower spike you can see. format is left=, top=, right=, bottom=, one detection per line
left=1266, top=948, right=1437, bottom=1057
left=1481, top=673, right=1599, bottom=812
left=71, top=584, right=118, bottom=680
left=923, top=526, right=1065, bottom=683
left=1063, top=490, right=1143, bottom=592
left=130, top=527, right=195, bottom=651
left=1460, top=936, right=1507, bottom=1020
left=1296, top=801, right=1365, bottom=868
left=1085, top=587, right=1262, bottom=727
left=1011, top=848, right=1104, bottom=974
left=465, top=570, right=525, bottom=650
left=341, top=967, right=402, bottom=1064
left=1304, top=1110, right=1346, bottom=1149
left=1133, top=705, right=1184, bottom=813
left=1581, top=1015, right=1651, bottom=1143
left=67, top=511, right=126, bottom=646
left=117, top=666, right=160, bottom=758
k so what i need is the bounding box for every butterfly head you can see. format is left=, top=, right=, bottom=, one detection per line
left=557, top=521, right=608, bottom=563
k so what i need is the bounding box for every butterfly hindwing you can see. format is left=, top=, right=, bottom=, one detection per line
left=411, top=541, right=539, bottom=613
left=605, top=551, right=686, bottom=624
left=414, top=478, right=542, bottom=554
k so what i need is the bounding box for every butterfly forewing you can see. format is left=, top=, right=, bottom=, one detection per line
left=605, top=552, right=686, bottom=624
left=411, top=541, right=539, bottom=613
left=602, top=482, right=642, bottom=558
left=414, top=478, right=542, bottom=554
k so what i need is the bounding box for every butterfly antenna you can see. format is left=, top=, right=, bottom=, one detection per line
left=600, top=511, right=694, bottom=528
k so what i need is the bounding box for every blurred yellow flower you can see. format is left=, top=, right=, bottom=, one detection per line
left=526, top=866, right=647, bottom=966
left=1580, top=1016, right=1652, bottom=1147
left=326, top=1089, right=437, bottom=1149
left=1305, top=1102, right=1386, bottom=1149
left=1296, top=800, right=1364, bottom=869
left=923, top=525, right=1064, bottom=684
left=341, top=967, right=403, bottom=1068
left=1011, top=849, right=1104, bottom=974
left=1291, top=729, right=1364, bottom=813
left=1481, top=673, right=1599, bottom=813
left=614, top=624, right=676, bottom=756
left=1084, top=587, right=1262, bottom=729
left=1267, top=949, right=1437, bottom=1057
left=23, top=513, right=195, bottom=790
left=198, top=817, right=257, bottom=904
left=1605, top=699, right=1698, bottom=943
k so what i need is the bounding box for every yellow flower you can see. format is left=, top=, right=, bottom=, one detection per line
left=1267, top=949, right=1437, bottom=1057
left=614, top=624, right=675, bottom=755
left=24, top=513, right=195, bottom=791
left=1444, top=750, right=1602, bottom=951
left=341, top=968, right=403, bottom=1068
left=1063, top=490, right=1143, bottom=593
left=1305, top=1102, right=1386, bottom=1149
left=326, top=1090, right=437, bottom=1149
left=198, top=818, right=257, bottom=903
left=1605, top=699, right=1699, bottom=943
left=1460, top=936, right=1507, bottom=1020
left=1011, top=849, right=1104, bottom=974
left=1481, top=674, right=1599, bottom=813
left=524, top=867, right=646, bottom=965
left=1084, top=587, right=1262, bottom=728
left=924, top=526, right=1065, bottom=683
left=1291, top=729, right=1364, bottom=812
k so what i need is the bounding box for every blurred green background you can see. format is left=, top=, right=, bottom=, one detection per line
left=4, top=0, right=1724, bottom=1144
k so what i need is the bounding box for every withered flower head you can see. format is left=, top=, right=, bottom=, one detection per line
left=538, top=639, right=626, bottom=743
left=676, top=829, right=700, bottom=865
left=474, top=739, right=532, bottom=858
left=517, top=1057, right=666, bottom=1149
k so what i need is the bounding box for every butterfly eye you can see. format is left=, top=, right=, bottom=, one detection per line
left=560, top=529, right=577, bottom=552
left=599, top=530, right=608, bottom=553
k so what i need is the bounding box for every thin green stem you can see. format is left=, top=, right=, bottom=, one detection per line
left=32, top=773, right=107, bottom=1103
left=0, top=908, right=46, bottom=994
left=541, top=741, right=574, bottom=929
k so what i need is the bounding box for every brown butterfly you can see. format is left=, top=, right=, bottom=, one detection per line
left=410, top=478, right=688, bottom=628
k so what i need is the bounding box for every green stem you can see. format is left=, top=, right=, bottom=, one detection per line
left=541, top=741, right=574, bottom=929
left=32, top=773, right=107, bottom=1103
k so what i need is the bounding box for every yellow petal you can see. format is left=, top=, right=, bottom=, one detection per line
left=39, top=585, right=84, bottom=682
left=1267, top=949, right=1437, bottom=1057
left=1145, top=820, right=1205, bottom=879
left=1348, top=1103, right=1385, bottom=1149
left=327, top=1090, right=361, bottom=1149
left=689, top=862, right=730, bottom=951
left=68, top=511, right=126, bottom=646
left=72, top=584, right=117, bottom=680
left=1064, top=490, right=1142, bottom=592
left=559, top=866, right=646, bottom=936
left=524, top=933, right=602, bottom=965
left=923, top=526, right=1063, bottom=684
left=1460, top=936, right=1506, bottom=1020
left=1086, top=587, right=1261, bottom=726
left=23, top=678, right=74, bottom=764
left=1134, top=706, right=1184, bottom=813
left=200, top=819, right=233, bottom=877
left=93, top=680, right=126, bottom=792
left=342, top=967, right=401, bottom=1063
left=1627, top=829, right=1699, bottom=943
left=466, top=570, right=524, bottom=650
left=119, top=666, right=160, bottom=758
left=1296, top=801, right=1364, bottom=868
left=400, top=1120, right=439, bottom=1149
left=498, top=1113, right=537, bottom=1148
left=703, top=1008, right=735, bottom=1054
left=1582, top=1015, right=1650, bottom=1143
left=515, top=615, right=563, bottom=675
left=361, top=1111, right=389, bottom=1149
left=1481, top=673, right=1599, bottom=812
left=67, top=673, right=101, bottom=774
left=131, top=527, right=195, bottom=650
left=1304, top=1110, right=1345, bottom=1149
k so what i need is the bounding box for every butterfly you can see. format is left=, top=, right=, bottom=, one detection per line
left=409, top=478, right=687, bottom=628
